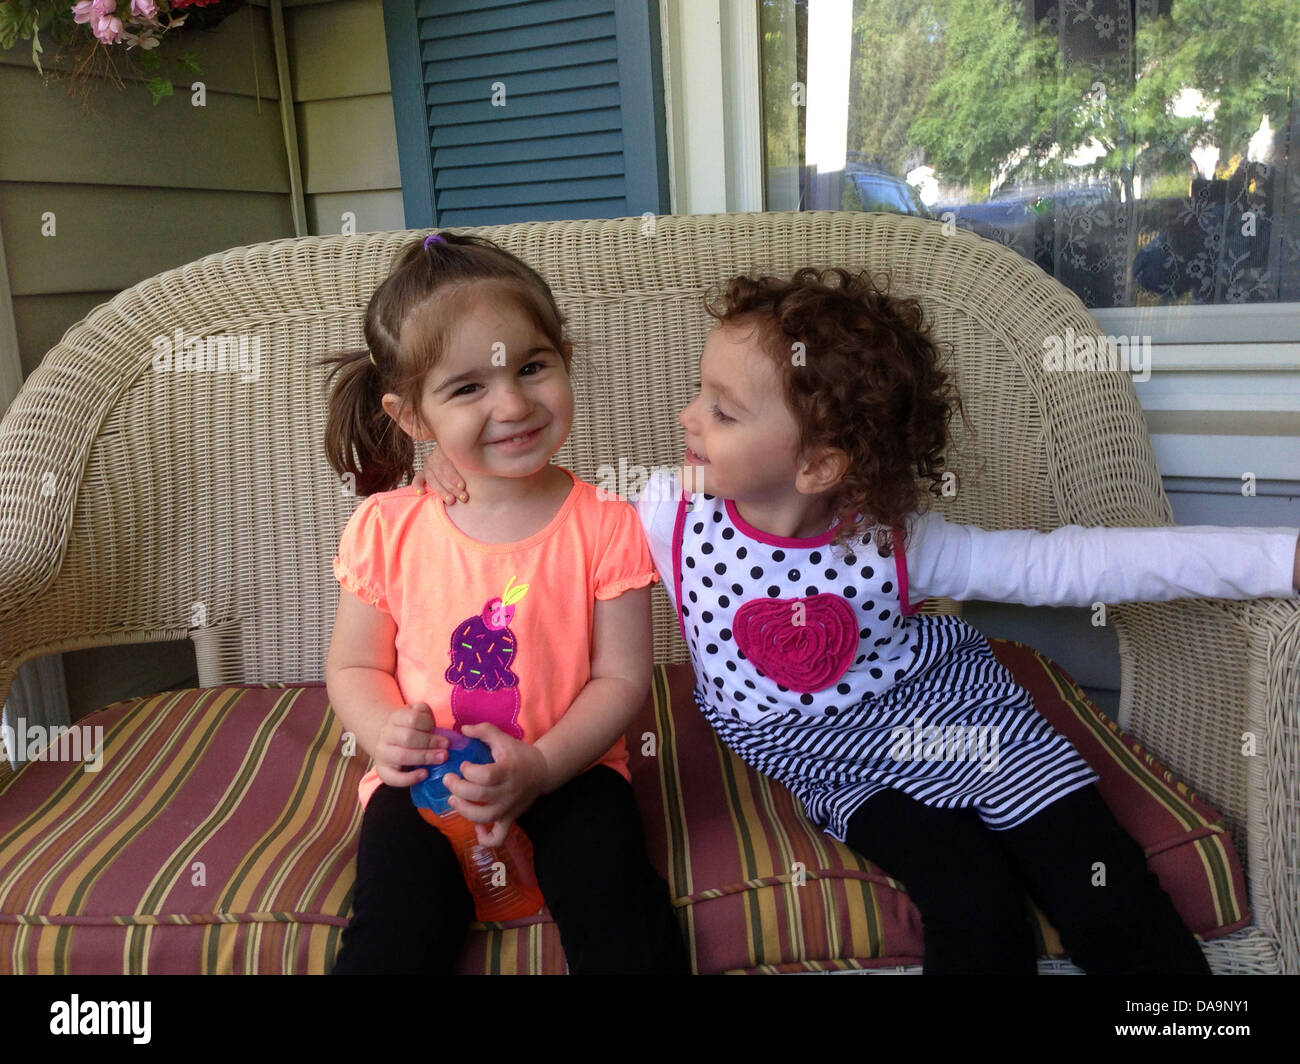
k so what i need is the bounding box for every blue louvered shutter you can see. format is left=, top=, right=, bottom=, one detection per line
left=383, top=0, right=670, bottom=226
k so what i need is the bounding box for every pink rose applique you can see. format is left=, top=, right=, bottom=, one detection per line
left=731, top=593, right=858, bottom=693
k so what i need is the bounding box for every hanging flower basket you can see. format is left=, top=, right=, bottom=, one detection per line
left=0, top=0, right=250, bottom=105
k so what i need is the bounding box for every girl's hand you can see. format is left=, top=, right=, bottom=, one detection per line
left=372, top=701, right=449, bottom=789
left=413, top=448, right=468, bottom=505
left=441, top=722, right=552, bottom=848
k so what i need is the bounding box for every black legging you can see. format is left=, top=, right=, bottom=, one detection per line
left=331, top=765, right=690, bottom=974
left=844, top=783, right=1212, bottom=974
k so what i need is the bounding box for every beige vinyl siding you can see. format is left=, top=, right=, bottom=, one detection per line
left=287, top=0, right=405, bottom=234
left=1, top=0, right=403, bottom=380
left=0, top=9, right=286, bottom=380
left=0, top=0, right=402, bottom=719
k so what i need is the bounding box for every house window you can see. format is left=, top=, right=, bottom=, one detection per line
left=760, top=0, right=1298, bottom=310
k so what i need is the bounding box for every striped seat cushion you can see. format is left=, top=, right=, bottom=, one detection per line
left=0, top=640, right=1248, bottom=973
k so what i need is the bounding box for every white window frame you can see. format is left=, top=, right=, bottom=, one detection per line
left=660, top=0, right=764, bottom=215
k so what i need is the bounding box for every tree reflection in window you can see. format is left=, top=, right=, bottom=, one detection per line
left=760, top=0, right=1298, bottom=308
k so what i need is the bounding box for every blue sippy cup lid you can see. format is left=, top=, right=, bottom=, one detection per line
left=409, top=727, right=493, bottom=816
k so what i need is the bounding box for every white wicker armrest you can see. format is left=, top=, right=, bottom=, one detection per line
left=1110, top=596, right=1300, bottom=973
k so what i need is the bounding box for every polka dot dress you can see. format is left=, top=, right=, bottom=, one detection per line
left=669, top=491, right=1099, bottom=844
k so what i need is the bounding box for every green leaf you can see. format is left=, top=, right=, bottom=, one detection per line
left=138, top=48, right=161, bottom=72
left=177, top=50, right=201, bottom=76
left=148, top=77, right=175, bottom=107
left=0, top=4, right=21, bottom=50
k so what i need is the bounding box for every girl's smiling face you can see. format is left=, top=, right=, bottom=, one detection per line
left=678, top=319, right=808, bottom=505
left=384, top=284, right=573, bottom=478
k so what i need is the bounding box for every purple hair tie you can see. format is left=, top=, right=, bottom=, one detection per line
left=424, top=233, right=444, bottom=249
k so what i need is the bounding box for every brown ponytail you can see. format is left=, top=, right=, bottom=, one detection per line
left=320, top=345, right=415, bottom=498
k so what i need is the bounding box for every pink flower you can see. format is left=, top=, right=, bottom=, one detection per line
left=91, top=0, right=116, bottom=17
left=93, top=14, right=125, bottom=42
left=72, top=0, right=95, bottom=23
left=130, top=0, right=157, bottom=16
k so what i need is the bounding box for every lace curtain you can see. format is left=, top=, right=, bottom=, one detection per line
left=1040, top=0, right=1297, bottom=307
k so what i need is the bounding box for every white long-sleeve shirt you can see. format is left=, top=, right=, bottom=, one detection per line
left=902, top=507, right=1300, bottom=607
left=636, top=470, right=1299, bottom=614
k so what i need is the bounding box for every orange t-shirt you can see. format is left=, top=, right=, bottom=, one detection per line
left=331, top=466, right=658, bottom=809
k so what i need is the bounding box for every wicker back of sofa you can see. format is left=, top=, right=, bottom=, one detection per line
left=0, top=210, right=1167, bottom=684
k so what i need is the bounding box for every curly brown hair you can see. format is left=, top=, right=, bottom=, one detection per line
left=703, top=267, right=964, bottom=557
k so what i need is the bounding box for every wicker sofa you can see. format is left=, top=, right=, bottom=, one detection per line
left=0, top=212, right=1296, bottom=974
